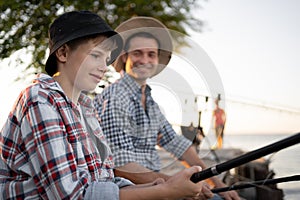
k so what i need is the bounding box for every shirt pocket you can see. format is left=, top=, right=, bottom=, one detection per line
left=131, top=136, right=148, bottom=149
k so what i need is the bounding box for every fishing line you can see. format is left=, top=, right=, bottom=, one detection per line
left=211, top=175, right=300, bottom=193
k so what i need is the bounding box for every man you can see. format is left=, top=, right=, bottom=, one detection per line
left=0, top=11, right=212, bottom=199
left=213, top=99, right=226, bottom=149
left=94, top=16, right=240, bottom=200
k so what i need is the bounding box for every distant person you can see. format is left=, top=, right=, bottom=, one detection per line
left=212, top=99, right=226, bottom=149
left=94, top=16, right=240, bottom=200
left=0, top=10, right=213, bottom=200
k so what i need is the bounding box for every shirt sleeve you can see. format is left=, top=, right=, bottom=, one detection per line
left=83, top=178, right=133, bottom=200
left=84, top=181, right=119, bottom=200
left=21, top=100, right=90, bottom=199
left=157, top=114, right=192, bottom=159
left=94, top=89, right=138, bottom=168
left=24, top=98, right=125, bottom=200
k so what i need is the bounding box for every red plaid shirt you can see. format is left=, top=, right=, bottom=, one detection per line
left=0, top=74, right=114, bottom=199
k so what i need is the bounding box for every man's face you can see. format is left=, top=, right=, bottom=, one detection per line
left=122, top=36, right=159, bottom=85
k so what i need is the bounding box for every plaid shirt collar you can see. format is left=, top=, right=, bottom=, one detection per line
left=122, top=73, right=152, bottom=100
left=34, top=73, right=94, bottom=113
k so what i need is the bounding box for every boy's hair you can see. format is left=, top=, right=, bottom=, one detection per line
left=66, top=33, right=114, bottom=51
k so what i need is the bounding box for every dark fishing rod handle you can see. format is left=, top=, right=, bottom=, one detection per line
left=190, top=168, right=216, bottom=183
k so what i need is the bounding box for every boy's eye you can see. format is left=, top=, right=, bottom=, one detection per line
left=91, top=54, right=99, bottom=58
left=90, top=50, right=111, bottom=64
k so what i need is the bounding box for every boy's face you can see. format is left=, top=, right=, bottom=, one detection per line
left=122, top=36, right=159, bottom=85
left=67, top=36, right=112, bottom=92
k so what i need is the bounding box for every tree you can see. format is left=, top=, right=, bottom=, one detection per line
left=0, top=0, right=205, bottom=77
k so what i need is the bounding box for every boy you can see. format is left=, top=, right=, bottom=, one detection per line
left=0, top=11, right=211, bottom=199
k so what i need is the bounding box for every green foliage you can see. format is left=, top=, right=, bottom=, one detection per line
left=0, top=0, right=205, bottom=76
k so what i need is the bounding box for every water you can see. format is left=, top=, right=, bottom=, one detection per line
left=202, top=134, right=300, bottom=200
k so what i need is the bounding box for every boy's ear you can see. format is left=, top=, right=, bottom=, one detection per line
left=55, top=44, right=69, bottom=63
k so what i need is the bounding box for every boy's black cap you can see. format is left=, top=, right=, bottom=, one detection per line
left=45, top=10, right=123, bottom=76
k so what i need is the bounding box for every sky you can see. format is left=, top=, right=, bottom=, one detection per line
left=1, top=0, right=300, bottom=135
left=191, top=0, right=300, bottom=134
left=194, top=0, right=300, bottom=105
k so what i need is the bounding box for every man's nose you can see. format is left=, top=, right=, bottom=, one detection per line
left=139, top=54, right=150, bottom=64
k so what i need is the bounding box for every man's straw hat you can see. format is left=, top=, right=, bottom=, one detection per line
left=113, top=16, right=173, bottom=77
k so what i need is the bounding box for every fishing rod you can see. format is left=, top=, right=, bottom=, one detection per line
left=211, top=175, right=300, bottom=193
left=190, top=132, right=300, bottom=183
